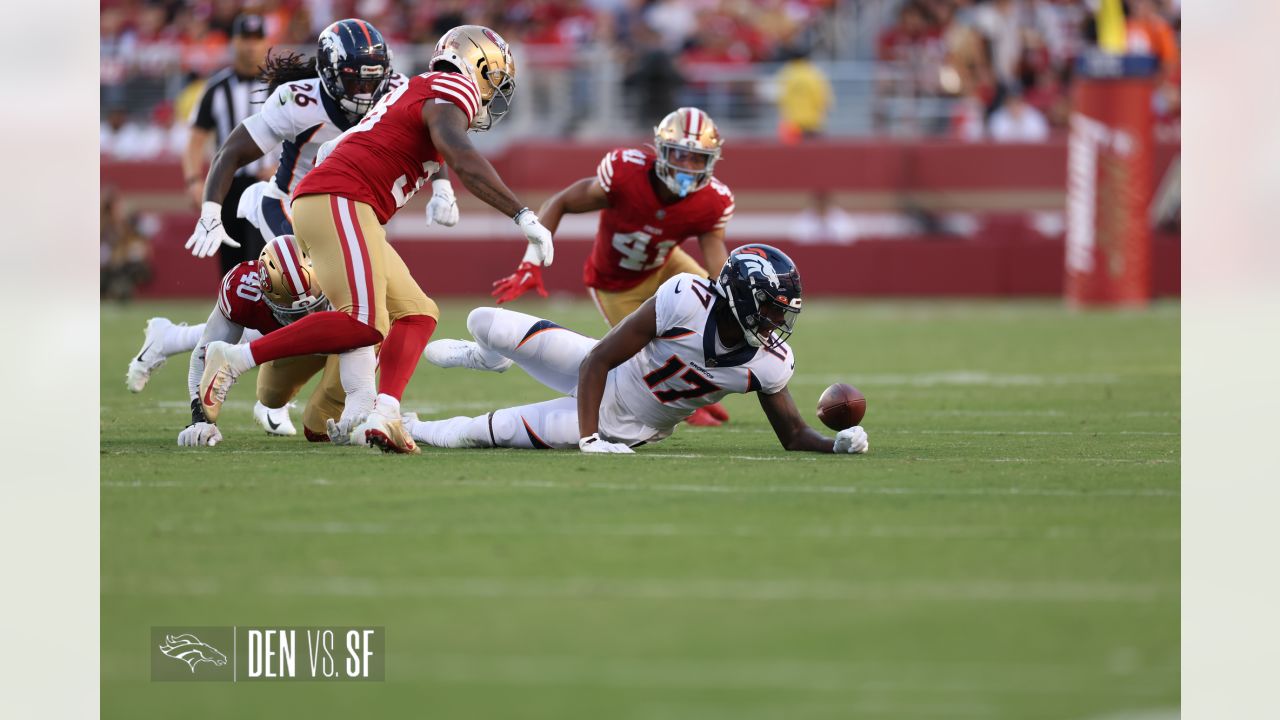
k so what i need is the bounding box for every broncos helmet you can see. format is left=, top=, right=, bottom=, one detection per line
left=713, top=244, right=803, bottom=350
left=317, top=19, right=393, bottom=115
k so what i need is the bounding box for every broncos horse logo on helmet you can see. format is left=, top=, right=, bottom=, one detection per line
left=317, top=19, right=393, bottom=115
left=158, top=634, right=228, bottom=673
left=714, top=244, right=803, bottom=350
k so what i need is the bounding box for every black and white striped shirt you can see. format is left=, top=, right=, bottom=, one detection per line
left=190, top=67, right=276, bottom=178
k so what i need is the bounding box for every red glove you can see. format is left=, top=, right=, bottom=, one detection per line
left=491, top=261, right=548, bottom=304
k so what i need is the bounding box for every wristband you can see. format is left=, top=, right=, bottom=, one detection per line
left=512, top=207, right=532, bottom=223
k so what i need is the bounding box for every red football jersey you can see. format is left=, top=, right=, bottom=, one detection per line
left=583, top=148, right=735, bottom=292
left=217, top=261, right=284, bottom=334
left=293, top=71, right=482, bottom=224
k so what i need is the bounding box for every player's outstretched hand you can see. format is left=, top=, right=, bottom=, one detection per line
left=177, top=421, right=223, bottom=447
left=579, top=433, right=634, bottom=454
left=185, top=202, right=240, bottom=258
left=513, top=208, right=554, bottom=266
left=834, top=426, right=869, bottom=454
left=491, top=261, right=548, bottom=304
left=425, top=179, right=459, bottom=227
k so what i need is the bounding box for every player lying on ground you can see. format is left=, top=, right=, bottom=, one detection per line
left=125, top=317, right=296, bottom=433
left=409, top=244, right=869, bottom=455
left=177, top=235, right=371, bottom=447
left=185, top=18, right=461, bottom=259
left=491, top=107, right=735, bottom=427
left=198, top=25, right=556, bottom=455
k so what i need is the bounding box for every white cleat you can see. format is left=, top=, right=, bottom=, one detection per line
left=125, top=317, right=173, bottom=392
left=197, top=341, right=244, bottom=424
left=254, top=401, right=297, bottom=436
left=353, top=410, right=420, bottom=454
left=424, top=339, right=512, bottom=373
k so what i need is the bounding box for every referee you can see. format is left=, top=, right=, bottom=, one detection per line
left=182, top=14, right=275, bottom=275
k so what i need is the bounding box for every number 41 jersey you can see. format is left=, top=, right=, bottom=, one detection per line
left=600, top=273, right=794, bottom=444
left=585, top=148, right=735, bottom=292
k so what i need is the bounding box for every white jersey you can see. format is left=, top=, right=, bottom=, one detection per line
left=600, top=274, right=796, bottom=444
left=241, top=73, right=407, bottom=201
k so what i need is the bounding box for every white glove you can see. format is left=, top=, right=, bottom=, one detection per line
left=315, top=138, right=338, bottom=166
left=177, top=422, right=223, bottom=447
left=514, top=208, right=554, bottom=266
left=579, top=433, right=634, bottom=454
left=425, top=179, right=459, bottom=227
left=185, top=202, right=240, bottom=258
left=834, top=426, right=869, bottom=454
left=326, top=415, right=365, bottom=445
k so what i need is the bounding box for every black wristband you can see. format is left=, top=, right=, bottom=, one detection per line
left=190, top=397, right=209, bottom=425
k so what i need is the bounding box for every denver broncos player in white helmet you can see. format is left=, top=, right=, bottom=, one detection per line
left=411, top=245, right=869, bottom=455
left=491, top=107, right=736, bottom=428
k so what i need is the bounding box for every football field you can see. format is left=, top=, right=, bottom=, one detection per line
left=101, top=297, right=1179, bottom=719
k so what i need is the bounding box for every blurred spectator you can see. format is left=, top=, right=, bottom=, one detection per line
left=623, top=23, right=684, bottom=131
left=789, top=191, right=857, bottom=245
left=775, top=46, right=833, bottom=143
left=100, top=188, right=155, bottom=301
left=987, top=88, right=1049, bottom=142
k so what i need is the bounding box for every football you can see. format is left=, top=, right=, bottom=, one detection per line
left=816, top=383, right=866, bottom=431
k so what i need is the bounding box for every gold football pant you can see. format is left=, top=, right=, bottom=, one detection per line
left=587, top=246, right=706, bottom=326
left=255, top=354, right=344, bottom=437
left=290, top=194, right=439, bottom=336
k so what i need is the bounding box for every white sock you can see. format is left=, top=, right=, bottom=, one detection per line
left=409, top=415, right=491, bottom=448
left=339, top=347, right=377, bottom=422
left=162, top=323, right=206, bottom=356
left=230, top=344, right=258, bottom=373
left=373, top=393, right=401, bottom=420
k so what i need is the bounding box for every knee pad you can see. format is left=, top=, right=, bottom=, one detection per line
left=487, top=409, right=521, bottom=447
left=466, top=307, right=497, bottom=344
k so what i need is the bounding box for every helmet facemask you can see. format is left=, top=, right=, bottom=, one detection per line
left=655, top=143, right=720, bottom=198
left=264, top=290, right=329, bottom=326
left=334, top=64, right=390, bottom=115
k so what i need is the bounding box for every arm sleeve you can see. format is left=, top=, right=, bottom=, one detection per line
left=240, top=85, right=297, bottom=154
left=187, top=308, right=246, bottom=401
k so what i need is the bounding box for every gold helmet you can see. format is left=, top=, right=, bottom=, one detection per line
left=430, top=25, right=516, bottom=131
left=258, top=235, right=327, bottom=325
left=653, top=107, right=724, bottom=197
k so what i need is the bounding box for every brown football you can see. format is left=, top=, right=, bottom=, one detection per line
left=817, top=383, right=867, bottom=431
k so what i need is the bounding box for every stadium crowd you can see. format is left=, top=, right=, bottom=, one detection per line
left=101, top=0, right=1180, bottom=157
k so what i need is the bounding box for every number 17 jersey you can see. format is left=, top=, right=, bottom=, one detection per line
left=600, top=273, right=794, bottom=444
left=585, top=148, right=735, bottom=292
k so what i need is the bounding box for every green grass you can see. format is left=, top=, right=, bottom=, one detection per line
left=101, top=297, right=1180, bottom=719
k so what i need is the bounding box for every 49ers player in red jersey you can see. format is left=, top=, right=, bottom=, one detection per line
left=492, top=107, right=735, bottom=426
left=198, top=26, right=555, bottom=454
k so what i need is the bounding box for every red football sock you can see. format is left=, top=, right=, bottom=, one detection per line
left=376, top=315, right=437, bottom=401
left=248, top=311, right=383, bottom=365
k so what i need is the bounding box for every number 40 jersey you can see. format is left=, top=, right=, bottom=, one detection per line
left=601, top=273, right=794, bottom=444
left=584, top=148, right=735, bottom=293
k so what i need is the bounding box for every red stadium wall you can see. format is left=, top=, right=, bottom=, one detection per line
left=102, top=139, right=1180, bottom=298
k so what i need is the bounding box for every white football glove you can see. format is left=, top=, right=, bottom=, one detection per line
left=326, top=415, right=366, bottom=446
left=185, top=201, right=240, bottom=258
left=315, top=137, right=338, bottom=166
left=177, top=422, right=223, bottom=447
left=514, top=208, right=554, bottom=266
left=579, top=433, right=634, bottom=454
left=425, top=178, right=459, bottom=227
left=834, top=426, right=869, bottom=454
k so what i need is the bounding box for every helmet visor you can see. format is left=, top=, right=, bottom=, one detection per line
left=754, top=292, right=800, bottom=348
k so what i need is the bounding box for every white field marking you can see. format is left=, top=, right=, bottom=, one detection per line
left=403, top=653, right=1175, bottom=698
left=262, top=520, right=1179, bottom=542
left=250, top=575, right=1174, bottom=604
left=791, top=371, right=1123, bottom=387
left=100, top=477, right=1179, bottom=497
left=907, top=409, right=1179, bottom=418
left=1075, top=710, right=1180, bottom=720
left=905, top=429, right=1179, bottom=437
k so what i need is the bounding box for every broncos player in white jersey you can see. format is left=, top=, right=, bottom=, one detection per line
left=185, top=17, right=461, bottom=259
left=128, top=19, right=459, bottom=431
left=406, top=245, right=869, bottom=455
